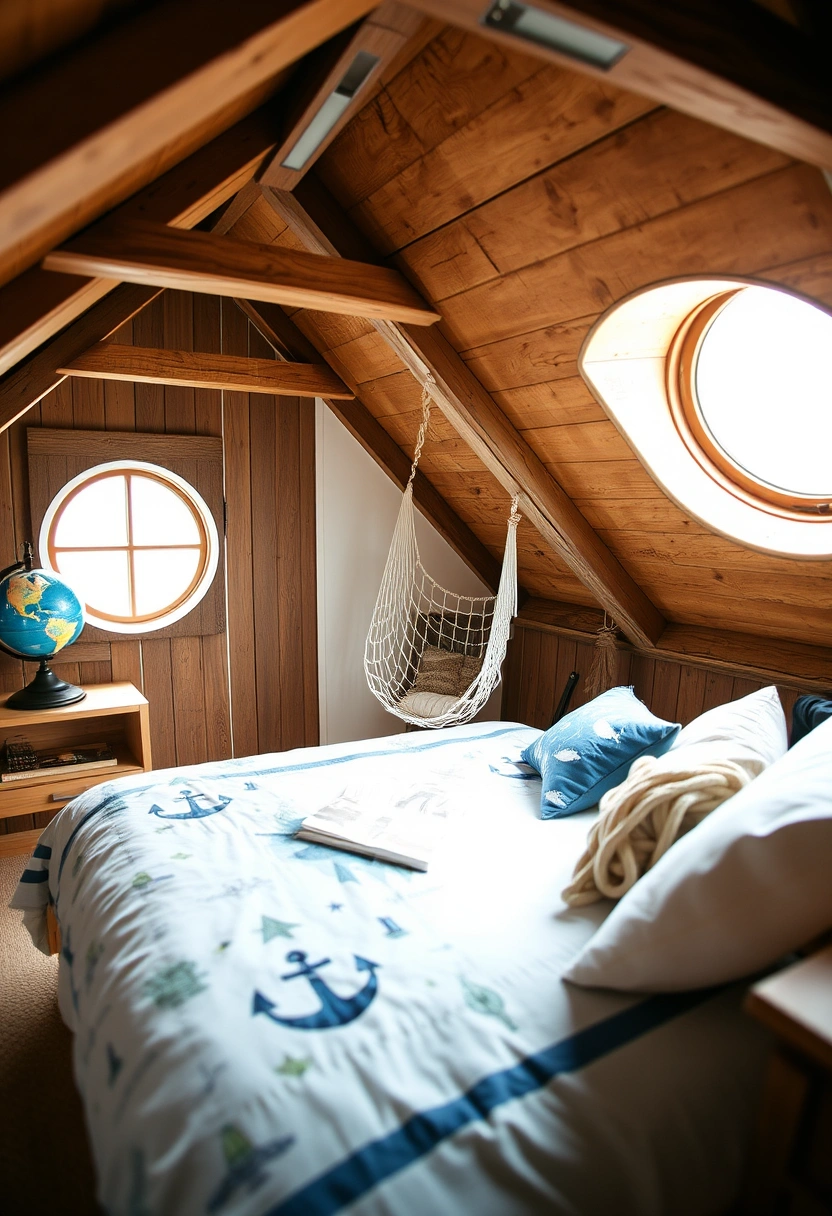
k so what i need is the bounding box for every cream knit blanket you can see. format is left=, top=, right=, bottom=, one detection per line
left=562, top=755, right=752, bottom=906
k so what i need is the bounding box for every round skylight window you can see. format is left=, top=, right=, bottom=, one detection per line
left=39, top=461, right=219, bottom=633
left=677, top=286, right=832, bottom=513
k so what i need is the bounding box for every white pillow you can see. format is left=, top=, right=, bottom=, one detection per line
left=563, top=715, right=832, bottom=992
left=668, top=683, right=787, bottom=772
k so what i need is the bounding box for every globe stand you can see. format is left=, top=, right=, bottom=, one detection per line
left=5, top=659, right=86, bottom=710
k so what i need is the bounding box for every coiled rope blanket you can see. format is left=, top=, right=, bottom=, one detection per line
left=562, top=755, right=752, bottom=906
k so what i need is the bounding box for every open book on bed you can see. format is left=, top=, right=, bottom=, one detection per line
left=295, top=785, right=451, bottom=871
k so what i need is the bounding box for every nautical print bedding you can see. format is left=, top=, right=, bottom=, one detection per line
left=13, top=721, right=769, bottom=1216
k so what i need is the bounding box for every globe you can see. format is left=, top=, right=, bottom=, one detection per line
left=0, top=548, right=86, bottom=708
left=0, top=566, right=84, bottom=659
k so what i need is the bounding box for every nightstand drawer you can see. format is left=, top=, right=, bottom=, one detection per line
left=0, top=771, right=113, bottom=818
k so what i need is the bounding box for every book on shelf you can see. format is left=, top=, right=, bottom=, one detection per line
left=295, top=785, right=451, bottom=872
left=0, top=739, right=117, bottom=783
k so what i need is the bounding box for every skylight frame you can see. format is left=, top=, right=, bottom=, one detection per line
left=668, top=289, right=832, bottom=519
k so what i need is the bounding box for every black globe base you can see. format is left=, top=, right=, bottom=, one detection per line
left=5, top=660, right=86, bottom=710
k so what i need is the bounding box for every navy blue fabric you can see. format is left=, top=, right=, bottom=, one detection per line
left=269, top=987, right=716, bottom=1216
left=791, top=695, right=832, bottom=747
left=20, top=868, right=49, bottom=883
left=521, top=686, right=679, bottom=817
left=33, top=843, right=52, bottom=859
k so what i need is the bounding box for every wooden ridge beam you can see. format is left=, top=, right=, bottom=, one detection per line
left=60, top=343, right=354, bottom=400
left=45, top=221, right=441, bottom=326
left=517, top=597, right=832, bottom=689
left=265, top=180, right=664, bottom=648
left=0, top=284, right=162, bottom=433
left=0, top=0, right=379, bottom=290
left=261, top=2, right=427, bottom=193
left=0, top=107, right=283, bottom=380
left=405, top=0, right=832, bottom=170
left=237, top=299, right=505, bottom=593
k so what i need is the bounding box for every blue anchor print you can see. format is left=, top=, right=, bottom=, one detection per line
left=252, top=949, right=380, bottom=1030
left=148, top=789, right=232, bottom=820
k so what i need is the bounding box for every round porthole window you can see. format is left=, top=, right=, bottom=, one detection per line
left=39, top=461, right=220, bottom=634
left=670, top=285, right=832, bottom=517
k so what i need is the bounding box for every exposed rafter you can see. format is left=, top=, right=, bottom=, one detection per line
left=0, top=285, right=162, bottom=433
left=264, top=180, right=665, bottom=648
left=0, top=0, right=380, bottom=290
left=236, top=299, right=505, bottom=593
left=60, top=343, right=354, bottom=400
left=260, top=2, right=428, bottom=193
left=44, top=222, right=441, bottom=326
left=406, top=0, right=832, bottom=169
left=0, top=107, right=283, bottom=379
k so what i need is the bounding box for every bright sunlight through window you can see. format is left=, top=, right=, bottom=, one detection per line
left=40, top=461, right=219, bottom=633
left=691, top=287, right=832, bottom=509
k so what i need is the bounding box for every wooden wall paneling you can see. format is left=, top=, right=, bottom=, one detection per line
left=552, top=633, right=578, bottom=720
left=170, top=636, right=208, bottom=766
left=132, top=297, right=166, bottom=432
left=71, top=375, right=106, bottom=430
left=299, top=398, right=318, bottom=744
left=674, top=664, right=708, bottom=725
left=141, top=637, right=177, bottom=771
left=519, top=627, right=543, bottom=728
left=276, top=394, right=306, bottom=751
left=0, top=427, right=24, bottom=712
left=701, top=670, right=740, bottom=713
left=221, top=300, right=258, bottom=760
left=249, top=390, right=281, bottom=753
left=110, top=641, right=144, bottom=693
left=628, top=652, right=655, bottom=710
left=104, top=375, right=136, bottom=432
left=532, top=630, right=560, bottom=728
left=163, top=291, right=196, bottom=435
left=501, top=620, right=524, bottom=723
left=649, top=659, right=682, bottom=723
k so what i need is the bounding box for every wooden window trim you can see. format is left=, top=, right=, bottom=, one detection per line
left=667, top=290, right=832, bottom=520
left=27, top=428, right=225, bottom=641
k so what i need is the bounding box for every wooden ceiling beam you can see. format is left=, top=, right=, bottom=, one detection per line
left=237, top=299, right=505, bottom=593
left=0, top=107, right=283, bottom=380
left=0, top=0, right=380, bottom=291
left=261, top=3, right=427, bottom=193
left=265, top=179, right=664, bottom=648
left=44, top=221, right=441, bottom=325
left=59, top=343, right=354, bottom=400
left=404, top=0, right=832, bottom=169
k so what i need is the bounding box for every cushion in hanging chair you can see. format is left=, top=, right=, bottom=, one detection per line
left=398, top=690, right=460, bottom=718
left=410, top=646, right=465, bottom=696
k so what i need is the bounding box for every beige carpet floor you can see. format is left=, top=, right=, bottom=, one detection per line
left=0, top=854, right=100, bottom=1215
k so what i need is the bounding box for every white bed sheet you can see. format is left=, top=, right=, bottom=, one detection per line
left=12, top=721, right=768, bottom=1215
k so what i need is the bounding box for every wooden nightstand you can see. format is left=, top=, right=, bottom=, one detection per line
left=0, top=681, right=151, bottom=857
left=742, top=947, right=832, bottom=1215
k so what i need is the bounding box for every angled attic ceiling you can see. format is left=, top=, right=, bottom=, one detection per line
left=2, top=0, right=832, bottom=686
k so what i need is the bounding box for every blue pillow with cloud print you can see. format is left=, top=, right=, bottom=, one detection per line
left=521, top=686, right=680, bottom=818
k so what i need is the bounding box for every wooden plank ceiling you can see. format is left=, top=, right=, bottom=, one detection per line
left=253, top=19, right=832, bottom=650
left=2, top=1, right=832, bottom=666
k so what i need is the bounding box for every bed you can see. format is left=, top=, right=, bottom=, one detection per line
left=12, top=719, right=770, bottom=1216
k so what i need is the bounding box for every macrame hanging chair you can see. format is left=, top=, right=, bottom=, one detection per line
left=365, top=378, right=521, bottom=728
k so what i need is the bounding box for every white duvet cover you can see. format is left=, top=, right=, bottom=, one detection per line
left=13, top=721, right=767, bottom=1216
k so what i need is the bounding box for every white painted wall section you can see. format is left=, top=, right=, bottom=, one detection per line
left=316, top=400, right=504, bottom=745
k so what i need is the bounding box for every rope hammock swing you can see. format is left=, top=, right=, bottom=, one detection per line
left=365, top=377, right=521, bottom=728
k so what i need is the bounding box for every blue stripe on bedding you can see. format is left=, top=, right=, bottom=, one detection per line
left=20, top=868, right=49, bottom=883
left=269, top=987, right=717, bottom=1216
left=33, top=843, right=52, bottom=859
left=56, top=726, right=526, bottom=884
